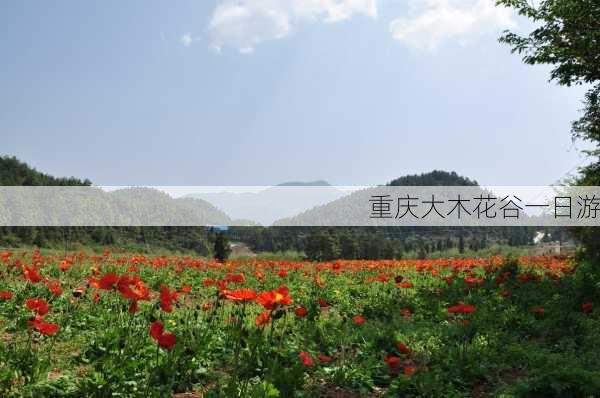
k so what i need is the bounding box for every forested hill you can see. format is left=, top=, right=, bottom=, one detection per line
left=387, top=170, right=478, bottom=186
left=0, top=156, right=222, bottom=254
left=0, top=156, right=91, bottom=186
left=232, top=170, right=537, bottom=260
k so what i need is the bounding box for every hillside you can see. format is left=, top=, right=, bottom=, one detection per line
left=272, top=170, right=484, bottom=226
left=0, top=156, right=230, bottom=254
left=0, top=158, right=540, bottom=258
left=0, top=156, right=92, bottom=186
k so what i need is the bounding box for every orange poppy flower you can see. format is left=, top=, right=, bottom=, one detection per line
left=255, top=286, right=292, bottom=309
left=255, top=310, right=271, bottom=327
left=224, top=288, right=257, bottom=303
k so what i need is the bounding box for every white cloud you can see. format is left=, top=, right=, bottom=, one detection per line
left=208, top=0, right=377, bottom=54
left=181, top=33, right=194, bottom=47
left=389, top=0, right=517, bottom=51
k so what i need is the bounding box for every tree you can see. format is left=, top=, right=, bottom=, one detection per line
left=498, top=0, right=600, bottom=257
left=458, top=235, right=465, bottom=254
left=340, top=232, right=359, bottom=259
left=213, top=231, right=231, bottom=262
left=305, top=231, right=341, bottom=261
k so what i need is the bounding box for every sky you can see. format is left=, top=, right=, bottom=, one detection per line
left=0, top=0, right=592, bottom=186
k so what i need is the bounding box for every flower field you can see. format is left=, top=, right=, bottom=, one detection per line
left=0, top=250, right=599, bottom=397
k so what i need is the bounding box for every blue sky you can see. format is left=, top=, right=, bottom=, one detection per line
left=0, top=0, right=590, bottom=186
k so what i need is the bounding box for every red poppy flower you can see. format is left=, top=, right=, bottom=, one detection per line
left=531, top=307, right=545, bottom=315
left=318, top=353, right=333, bottom=363
left=119, top=276, right=150, bottom=302
left=465, top=276, right=484, bottom=286
left=295, top=307, right=308, bottom=318
left=98, top=272, right=119, bottom=290
left=384, top=355, right=401, bottom=368
left=396, top=342, right=411, bottom=355
left=58, top=260, right=72, bottom=271
left=150, top=321, right=164, bottom=341
left=202, top=278, right=215, bottom=287
left=180, top=285, right=192, bottom=294
left=158, top=333, right=176, bottom=350
left=149, top=321, right=177, bottom=350
left=352, top=315, right=366, bottom=325
left=45, top=280, right=62, bottom=297
left=23, top=266, right=42, bottom=283
left=159, top=285, right=178, bottom=312
left=0, top=291, right=12, bottom=300
left=500, top=290, right=511, bottom=297
left=317, top=298, right=329, bottom=308
left=25, top=298, right=49, bottom=315
left=299, top=351, right=314, bottom=367
left=225, top=273, right=245, bottom=284
left=447, top=303, right=475, bottom=314
left=403, top=365, right=418, bottom=375
left=28, top=315, right=59, bottom=336
left=582, top=302, right=593, bottom=314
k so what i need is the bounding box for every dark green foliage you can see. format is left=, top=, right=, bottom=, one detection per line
left=498, top=0, right=600, bottom=259
left=388, top=170, right=478, bottom=186
left=0, top=157, right=216, bottom=255
left=0, top=155, right=91, bottom=186
left=214, top=231, right=231, bottom=262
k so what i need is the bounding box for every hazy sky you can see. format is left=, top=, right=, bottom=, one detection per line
left=1, top=0, right=591, bottom=186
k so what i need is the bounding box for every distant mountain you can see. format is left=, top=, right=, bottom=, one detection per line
left=186, top=181, right=344, bottom=225
left=277, top=180, right=331, bottom=187
left=273, top=171, right=487, bottom=226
